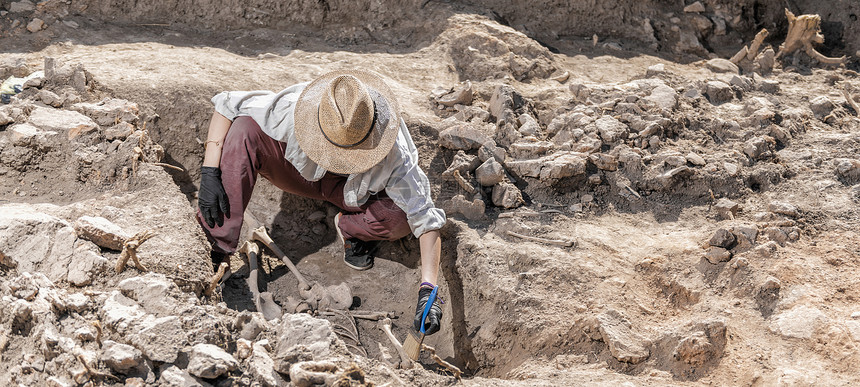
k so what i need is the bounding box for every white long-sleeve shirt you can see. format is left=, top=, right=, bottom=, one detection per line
left=211, top=83, right=446, bottom=238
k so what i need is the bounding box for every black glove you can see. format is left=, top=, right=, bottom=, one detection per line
left=413, top=285, right=442, bottom=336
left=199, top=166, right=230, bottom=228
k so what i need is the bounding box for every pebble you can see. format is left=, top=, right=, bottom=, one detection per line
left=26, top=18, right=44, bottom=33
left=705, top=58, right=739, bottom=74
left=706, top=81, right=734, bottom=104
left=686, top=152, right=706, bottom=166
left=767, top=202, right=799, bottom=218
left=646, top=64, right=665, bottom=76
left=709, top=228, right=736, bottom=248
left=581, top=194, right=594, bottom=203
left=684, top=1, right=705, bottom=13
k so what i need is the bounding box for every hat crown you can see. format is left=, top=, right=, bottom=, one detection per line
left=318, top=75, right=375, bottom=148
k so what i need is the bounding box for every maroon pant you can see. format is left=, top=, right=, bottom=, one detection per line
left=197, top=116, right=411, bottom=254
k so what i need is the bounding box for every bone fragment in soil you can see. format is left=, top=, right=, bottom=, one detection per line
left=289, top=361, right=340, bottom=387
left=115, top=229, right=156, bottom=273
left=319, top=309, right=396, bottom=320
left=239, top=240, right=282, bottom=320
left=842, top=84, right=859, bottom=116
left=776, top=8, right=846, bottom=65
left=251, top=226, right=311, bottom=291
left=453, top=169, right=477, bottom=194
left=422, top=343, right=462, bottom=379
left=205, top=262, right=229, bottom=297
left=379, top=318, right=414, bottom=369
left=731, top=29, right=769, bottom=64
left=506, top=230, right=575, bottom=247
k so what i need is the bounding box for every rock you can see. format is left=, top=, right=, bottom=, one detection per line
left=67, top=241, right=108, bottom=286
left=446, top=194, right=485, bottom=220
left=509, top=140, right=553, bottom=159
left=714, top=198, right=740, bottom=219
left=187, top=343, right=240, bottom=379
left=27, top=106, right=99, bottom=140
left=704, top=246, right=732, bottom=264
left=0, top=110, right=12, bottom=125
left=517, top=114, right=540, bottom=136
left=646, top=64, right=665, bottom=76
left=589, top=153, right=618, bottom=171
left=9, top=1, right=36, bottom=13
left=478, top=140, right=506, bottom=163
left=759, top=79, right=780, bottom=94
left=130, top=315, right=184, bottom=363
left=644, top=84, right=678, bottom=110
left=743, top=136, right=775, bottom=160
left=492, top=182, right=524, bottom=208
left=705, top=81, right=733, bottom=104
left=118, top=273, right=182, bottom=315
left=489, top=84, right=526, bottom=124
left=763, top=227, right=788, bottom=246
left=686, top=152, right=706, bottom=166
left=810, top=96, right=836, bottom=119
left=506, top=152, right=587, bottom=181
left=475, top=158, right=505, bottom=186
left=438, top=124, right=491, bottom=150
left=249, top=342, right=285, bottom=386
left=723, top=162, right=739, bottom=176
left=768, top=202, right=799, bottom=218
left=26, top=18, right=44, bottom=33
left=9, top=123, right=58, bottom=149
left=104, top=122, right=135, bottom=141
left=730, top=224, right=758, bottom=250
left=709, top=229, right=736, bottom=249
left=683, top=86, right=701, bottom=99
left=706, top=58, right=739, bottom=74
left=597, top=309, right=650, bottom=364
left=159, top=365, right=210, bottom=387
left=684, top=1, right=705, bottom=13
left=441, top=150, right=480, bottom=181
left=756, top=48, right=776, bottom=73
left=835, top=159, right=860, bottom=184
left=0, top=204, right=77, bottom=282
left=770, top=305, right=829, bottom=339
left=102, top=340, right=144, bottom=374
left=234, top=311, right=269, bottom=341
left=63, top=20, right=79, bottom=29
left=71, top=98, right=140, bottom=126
left=730, top=75, right=754, bottom=91
left=274, top=314, right=338, bottom=373
left=73, top=216, right=129, bottom=251
left=66, top=293, right=90, bottom=312
left=594, top=115, right=627, bottom=143
left=435, top=81, right=473, bottom=107
left=38, top=90, right=63, bottom=107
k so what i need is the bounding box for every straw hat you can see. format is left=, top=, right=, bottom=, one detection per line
left=294, top=70, right=401, bottom=174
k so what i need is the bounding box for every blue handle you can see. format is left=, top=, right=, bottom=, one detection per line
left=419, top=285, right=439, bottom=334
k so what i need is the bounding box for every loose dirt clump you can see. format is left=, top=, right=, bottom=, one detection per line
left=3, top=0, right=860, bottom=386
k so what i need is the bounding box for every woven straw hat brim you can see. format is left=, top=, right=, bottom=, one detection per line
left=294, top=70, right=401, bottom=175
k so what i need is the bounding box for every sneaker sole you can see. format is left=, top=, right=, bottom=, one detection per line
left=343, top=259, right=373, bottom=271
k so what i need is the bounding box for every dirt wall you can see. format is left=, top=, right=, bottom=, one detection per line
left=65, top=0, right=860, bottom=56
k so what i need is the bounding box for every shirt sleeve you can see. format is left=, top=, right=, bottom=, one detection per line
left=210, top=82, right=309, bottom=143
left=384, top=120, right=447, bottom=237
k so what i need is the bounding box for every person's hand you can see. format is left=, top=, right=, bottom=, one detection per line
left=199, top=166, right=230, bottom=227
left=413, top=284, right=442, bottom=335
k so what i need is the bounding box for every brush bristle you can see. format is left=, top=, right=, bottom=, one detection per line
left=403, top=330, right=423, bottom=361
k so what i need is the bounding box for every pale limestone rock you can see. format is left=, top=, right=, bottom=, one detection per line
left=187, top=343, right=239, bottom=379
left=74, top=216, right=129, bottom=250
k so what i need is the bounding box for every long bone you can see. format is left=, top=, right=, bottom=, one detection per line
left=251, top=226, right=311, bottom=291
left=239, top=240, right=282, bottom=320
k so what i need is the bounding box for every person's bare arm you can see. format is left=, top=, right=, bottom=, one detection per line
left=202, top=112, right=233, bottom=167
left=419, top=230, right=441, bottom=284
